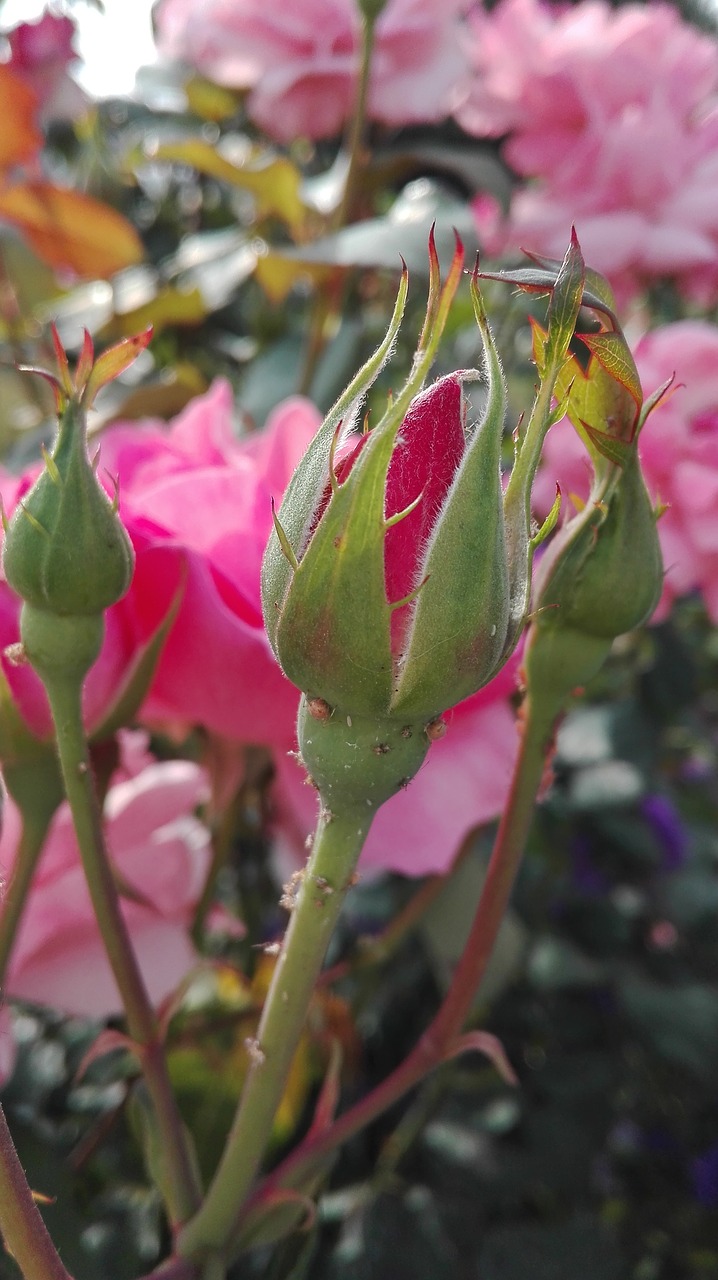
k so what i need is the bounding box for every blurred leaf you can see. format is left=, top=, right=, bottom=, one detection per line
left=102, top=285, right=206, bottom=339
left=184, top=76, right=241, bottom=121
left=0, top=66, right=42, bottom=169
left=264, top=179, right=478, bottom=277
left=619, top=975, right=718, bottom=1076
left=477, top=1214, right=623, bottom=1280
left=327, top=1189, right=458, bottom=1280
left=658, top=868, right=718, bottom=931
left=254, top=251, right=331, bottom=305
left=154, top=139, right=307, bottom=232
left=164, top=227, right=258, bottom=310
left=528, top=937, right=611, bottom=991
left=92, top=364, right=207, bottom=424
left=567, top=760, right=645, bottom=811
left=0, top=183, right=144, bottom=278
left=419, top=841, right=528, bottom=1009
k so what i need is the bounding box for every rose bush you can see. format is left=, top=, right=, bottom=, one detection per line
left=457, top=0, right=718, bottom=301
left=0, top=730, right=211, bottom=1083
left=534, top=320, right=718, bottom=621
left=154, top=0, right=467, bottom=142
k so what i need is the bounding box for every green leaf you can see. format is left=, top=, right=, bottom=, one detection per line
left=153, top=139, right=307, bottom=233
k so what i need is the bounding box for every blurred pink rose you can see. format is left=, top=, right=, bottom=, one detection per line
left=0, top=731, right=210, bottom=1057
left=0, top=380, right=320, bottom=748
left=154, top=0, right=468, bottom=141
left=273, top=659, right=519, bottom=877
left=457, top=0, right=718, bottom=300
left=533, top=321, right=718, bottom=622
left=5, top=10, right=87, bottom=123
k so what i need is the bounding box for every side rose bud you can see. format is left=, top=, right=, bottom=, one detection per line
left=2, top=327, right=150, bottom=681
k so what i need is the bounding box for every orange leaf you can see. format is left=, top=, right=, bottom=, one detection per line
left=0, top=66, right=42, bottom=170
left=0, top=182, right=144, bottom=278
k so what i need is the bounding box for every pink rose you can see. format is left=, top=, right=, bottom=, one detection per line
left=0, top=380, right=320, bottom=748
left=458, top=0, right=718, bottom=301
left=5, top=10, right=87, bottom=123
left=273, top=658, right=519, bottom=877
left=0, top=731, right=210, bottom=1054
left=534, top=321, right=718, bottom=622
left=154, top=0, right=468, bottom=141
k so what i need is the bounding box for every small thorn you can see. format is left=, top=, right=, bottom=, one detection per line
left=19, top=503, right=50, bottom=538
left=271, top=499, right=298, bottom=570
left=41, top=445, right=61, bottom=485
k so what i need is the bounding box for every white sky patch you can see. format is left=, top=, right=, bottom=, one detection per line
left=2, top=0, right=158, bottom=98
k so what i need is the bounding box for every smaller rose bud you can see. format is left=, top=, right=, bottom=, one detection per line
left=525, top=452, right=662, bottom=708
left=2, top=327, right=149, bottom=683
left=3, top=396, right=133, bottom=618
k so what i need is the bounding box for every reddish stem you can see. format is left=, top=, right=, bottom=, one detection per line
left=252, top=689, right=554, bottom=1200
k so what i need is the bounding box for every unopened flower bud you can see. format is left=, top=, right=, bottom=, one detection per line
left=2, top=326, right=150, bottom=682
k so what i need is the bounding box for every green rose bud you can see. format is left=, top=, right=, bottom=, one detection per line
left=262, top=234, right=581, bottom=732
left=2, top=326, right=151, bottom=682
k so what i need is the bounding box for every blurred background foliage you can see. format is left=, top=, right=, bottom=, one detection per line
left=1, top=2, right=718, bottom=1278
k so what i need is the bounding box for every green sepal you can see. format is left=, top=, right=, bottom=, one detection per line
left=541, top=227, right=586, bottom=374
left=499, top=235, right=585, bottom=665
left=392, top=287, right=509, bottom=717
left=262, top=267, right=408, bottom=653
left=275, top=412, right=397, bottom=713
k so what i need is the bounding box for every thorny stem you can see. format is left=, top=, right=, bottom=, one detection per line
left=42, top=674, right=202, bottom=1228
left=249, top=686, right=557, bottom=1201
left=0, top=1103, right=73, bottom=1280
left=176, top=807, right=373, bottom=1263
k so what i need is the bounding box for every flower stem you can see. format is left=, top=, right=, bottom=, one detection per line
left=0, top=1103, right=72, bottom=1280
left=299, top=11, right=377, bottom=395
left=177, top=805, right=373, bottom=1263
left=251, top=686, right=557, bottom=1197
left=334, top=11, right=376, bottom=233
left=42, top=673, right=201, bottom=1227
left=0, top=755, right=65, bottom=987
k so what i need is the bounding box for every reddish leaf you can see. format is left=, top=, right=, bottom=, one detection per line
left=83, top=328, right=153, bottom=406
left=0, top=66, right=42, bottom=170
left=0, top=182, right=144, bottom=278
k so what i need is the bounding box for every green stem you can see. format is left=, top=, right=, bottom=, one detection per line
left=252, top=687, right=556, bottom=1197
left=0, top=822, right=48, bottom=989
left=299, top=12, right=377, bottom=395
left=0, top=757, right=65, bottom=988
left=42, top=674, right=201, bottom=1227
left=334, top=13, right=376, bottom=234
left=0, top=1103, right=73, bottom=1280
left=177, top=806, right=373, bottom=1262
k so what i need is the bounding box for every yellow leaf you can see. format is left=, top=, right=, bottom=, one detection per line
left=185, top=75, right=242, bottom=122
left=254, top=250, right=332, bottom=304
left=107, top=285, right=207, bottom=338
left=0, top=182, right=144, bottom=279
left=154, top=139, right=307, bottom=233
left=0, top=66, right=42, bottom=170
